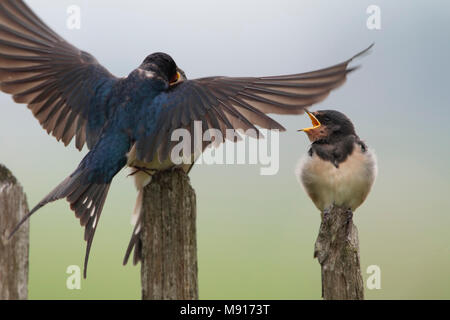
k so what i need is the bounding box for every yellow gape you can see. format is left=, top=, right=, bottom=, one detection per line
left=299, top=111, right=321, bottom=132
left=170, top=71, right=181, bottom=85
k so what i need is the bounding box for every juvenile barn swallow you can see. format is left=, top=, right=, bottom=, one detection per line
left=296, top=110, right=377, bottom=214
left=0, top=0, right=371, bottom=277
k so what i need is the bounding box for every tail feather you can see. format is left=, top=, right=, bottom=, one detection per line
left=8, top=168, right=111, bottom=278
left=123, top=218, right=142, bottom=266
left=77, top=184, right=110, bottom=278
left=7, top=174, right=78, bottom=239
left=123, top=178, right=147, bottom=266
left=123, top=187, right=143, bottom=266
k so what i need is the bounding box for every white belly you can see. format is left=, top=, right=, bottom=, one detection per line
left=126, top=144, right=192, bottom=190
left=296, top=145, right=377, bottom=212
left=126, top=143, right=193, bottom=225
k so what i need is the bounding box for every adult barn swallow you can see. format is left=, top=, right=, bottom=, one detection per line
left=296, top=110, right=377, bottom=214
left=0, top=0, right=371, bottom=276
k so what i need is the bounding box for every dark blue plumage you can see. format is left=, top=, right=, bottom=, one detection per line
left=0, top=0, right=371, bottom=277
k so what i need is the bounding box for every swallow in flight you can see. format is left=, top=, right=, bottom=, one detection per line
left=296, top=110, right=377, bottom=217
left=0, top=0, right=372, bottom=277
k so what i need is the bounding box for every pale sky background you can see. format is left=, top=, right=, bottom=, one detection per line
left=0, top=0, right=449, bottom=299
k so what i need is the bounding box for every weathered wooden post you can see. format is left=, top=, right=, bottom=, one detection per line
left=0, top=164, right=29, bottom=300
left=314, top=205, right=364, bottom=300
left=140, top=169, right=198, bottom=300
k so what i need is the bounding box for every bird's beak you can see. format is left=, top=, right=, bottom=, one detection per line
left=177, top=67, right=187, bottom=80
left=298, top=111, right=321, bottom=132
left=169, top=71, right=182, bottom=85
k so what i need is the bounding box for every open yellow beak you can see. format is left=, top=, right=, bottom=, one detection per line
left=298, top=111, right=321, bottom=132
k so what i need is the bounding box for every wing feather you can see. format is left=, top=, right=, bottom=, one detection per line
left=136, top=45, right=372, bottom=162
left=0, top=0, right=118, bottom=150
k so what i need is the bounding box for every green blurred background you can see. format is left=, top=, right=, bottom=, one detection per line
left=0, top=0, right=449, bottom=299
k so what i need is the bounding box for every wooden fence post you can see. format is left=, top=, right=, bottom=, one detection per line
left=314, top=205, right=364, bottom=300
left=0, top=164, right=29, bottom=300
left=140, top=169, right=198, bottom=300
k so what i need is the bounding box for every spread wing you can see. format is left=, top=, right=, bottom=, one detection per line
left=135, top=45, right=373, bottom=163
left=0, top=0, right=118, bottom=150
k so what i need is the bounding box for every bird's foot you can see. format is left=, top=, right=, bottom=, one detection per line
left=323, top=208, right=331, bottom=222
left=128, top=166, right=156, bottom=177
left=345, top=209, right=353, bottom=225
left=345, top=208, right=353, bottom=236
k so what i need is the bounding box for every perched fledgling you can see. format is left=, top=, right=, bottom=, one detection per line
left=296, top=110, right=377, bottom=213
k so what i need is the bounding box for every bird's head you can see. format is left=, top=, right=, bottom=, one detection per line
left=139, top=52, right=186, bottom=85
left=299, top=110, right=356, bottom=142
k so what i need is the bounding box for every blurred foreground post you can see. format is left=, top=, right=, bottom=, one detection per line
left=140, top=169, right=198, bottom=300
left=0, top=164, right=29, bottom=300
left=314, top=205, right=364, bottom=300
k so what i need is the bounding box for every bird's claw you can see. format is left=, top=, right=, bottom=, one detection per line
left=323, top=208, right=331, bottom=222
left=128, top=166, right=156, bottom=177
left=345, top=209, right=353, bottom=225
left=345, top=208, right=353, bottom=236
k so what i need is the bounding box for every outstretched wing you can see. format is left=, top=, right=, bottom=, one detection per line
left=0, top=0, right=118, bottom=150
left=135, top=45, right=372, bottom=162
